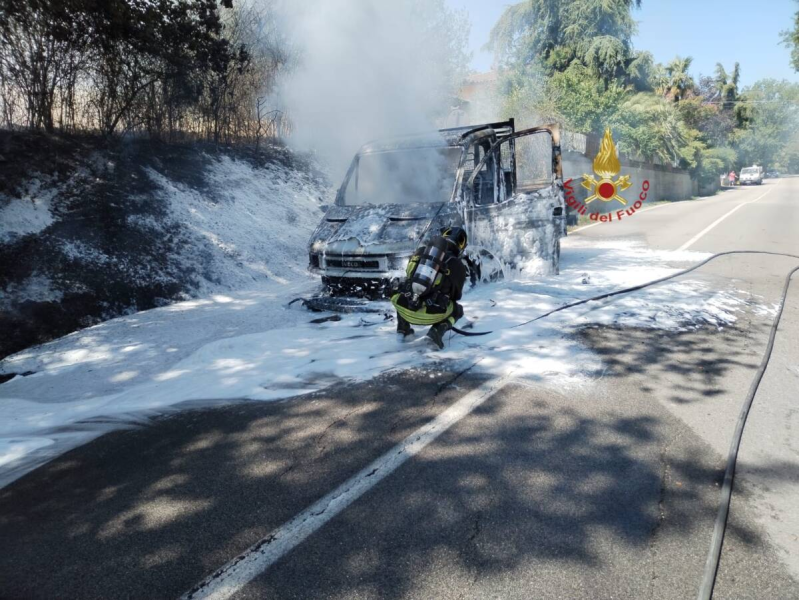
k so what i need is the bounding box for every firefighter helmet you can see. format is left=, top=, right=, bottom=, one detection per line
left=440, top=226, right=467, bottom=254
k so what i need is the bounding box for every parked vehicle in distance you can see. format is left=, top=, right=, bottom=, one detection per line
left=766, top=171, right=780, bottom=179
left=739, top=166, right=763, bottom=185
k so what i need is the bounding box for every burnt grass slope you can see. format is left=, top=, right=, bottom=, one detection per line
left=0, top=131, right=322, bottom=361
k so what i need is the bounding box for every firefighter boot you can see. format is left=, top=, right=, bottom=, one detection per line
left=397, top=315, right=414, bottom=337
left=426, top=320, right=452, bottom=350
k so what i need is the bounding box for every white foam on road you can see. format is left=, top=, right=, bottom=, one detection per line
left=0, top=238, right=758, bottom=487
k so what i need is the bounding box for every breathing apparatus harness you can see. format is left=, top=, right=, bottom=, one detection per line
left=399, top=227, right=468, bottom=314
left=402, top=235, right=450, bottom=311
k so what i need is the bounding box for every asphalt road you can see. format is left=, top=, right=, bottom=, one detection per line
left=1, top=179, right=798, bottom=599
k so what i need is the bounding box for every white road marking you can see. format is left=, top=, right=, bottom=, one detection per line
left=181, top=370, right=514, bottom=600
left=677, top=183, right=779, bottom=251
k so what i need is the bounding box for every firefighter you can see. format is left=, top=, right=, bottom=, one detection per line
left=391, top=227, right=468, bottom=349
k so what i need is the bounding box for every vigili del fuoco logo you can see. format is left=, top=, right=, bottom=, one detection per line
left=564, top=128, right=650, bottom=224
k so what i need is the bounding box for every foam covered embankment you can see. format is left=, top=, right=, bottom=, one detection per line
left=0, top=133, right=330, bottom=359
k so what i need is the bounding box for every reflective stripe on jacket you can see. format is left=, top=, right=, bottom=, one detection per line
left=390, top=293, right=454, bottom=326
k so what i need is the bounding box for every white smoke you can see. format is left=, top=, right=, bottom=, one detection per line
left=273, top=0, right=470, bottom=177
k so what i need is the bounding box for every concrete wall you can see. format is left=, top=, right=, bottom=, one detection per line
left=562, top=149, right=695, bottom=216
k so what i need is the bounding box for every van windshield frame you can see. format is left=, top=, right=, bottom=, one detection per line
left=342, top=146, right=464, bottom=207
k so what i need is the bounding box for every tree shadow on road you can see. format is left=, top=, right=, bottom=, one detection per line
left=0, top=340, right=794, bottom=599
left=576, top=321, right=770, bottom=405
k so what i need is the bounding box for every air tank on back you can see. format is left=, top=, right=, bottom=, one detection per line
left=410, top=235, right=449, bottom=303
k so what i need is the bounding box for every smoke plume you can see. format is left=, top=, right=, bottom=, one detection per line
left=274, top=0, right=470, bottom=176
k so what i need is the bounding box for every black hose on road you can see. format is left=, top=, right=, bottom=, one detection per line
left=504, top=249, right=799, bottom=600
left=451, top=326, right=492, bottom=337
left=695, top=259, right=799, bottom=600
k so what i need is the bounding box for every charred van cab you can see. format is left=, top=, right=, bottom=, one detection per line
left=307, top=119, right=567, bottom=297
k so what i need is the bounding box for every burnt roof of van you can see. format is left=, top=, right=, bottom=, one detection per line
left=359, top=120, right=514, bottom=154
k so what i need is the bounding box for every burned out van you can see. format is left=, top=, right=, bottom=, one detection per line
left=307, top=119, right=567, bottom=297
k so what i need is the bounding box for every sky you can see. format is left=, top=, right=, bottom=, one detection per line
left=445, top=0, right=799, bottom=88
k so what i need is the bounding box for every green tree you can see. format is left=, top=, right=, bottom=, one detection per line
left=733, top=79, right=799, bottom=170
left=775, top=133, right=799, bottom=173
left=487, top=0, right=563, bottom=68
left=489, top=0, right=645, bottom=135
left=608, top=93, right=690, bottom=164
left=88, top=0, right=242, bottom=137
left=780, top=0, right=799, bottom=72
left=663, top=56, right=695, bottom=102
left=714, top=62, right=741, bottom=110
left=545, top=62, right=628, bottom=133
left=0, top=0, right=243, bottom=136
left=695, top=146, right=737, bottom=188
left=683, top=76, right=736, bottom=147
left=625, top=50, right=657, bottom=92
left=487, top=0, right=642, bottom=86
left=499, top=61, right=563, bottom=127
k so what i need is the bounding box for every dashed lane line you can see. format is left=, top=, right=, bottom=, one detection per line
left=677, top=183, right=779, bottom=251
left=181, top=370, right=514, bottom=600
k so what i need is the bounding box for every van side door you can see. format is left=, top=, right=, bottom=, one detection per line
left=464, top=125, right=565, bottom=272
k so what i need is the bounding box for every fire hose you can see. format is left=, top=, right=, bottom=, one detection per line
left=503, top=250, right=799, bottom=599
left=436, top=249, right=797, bottom=595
